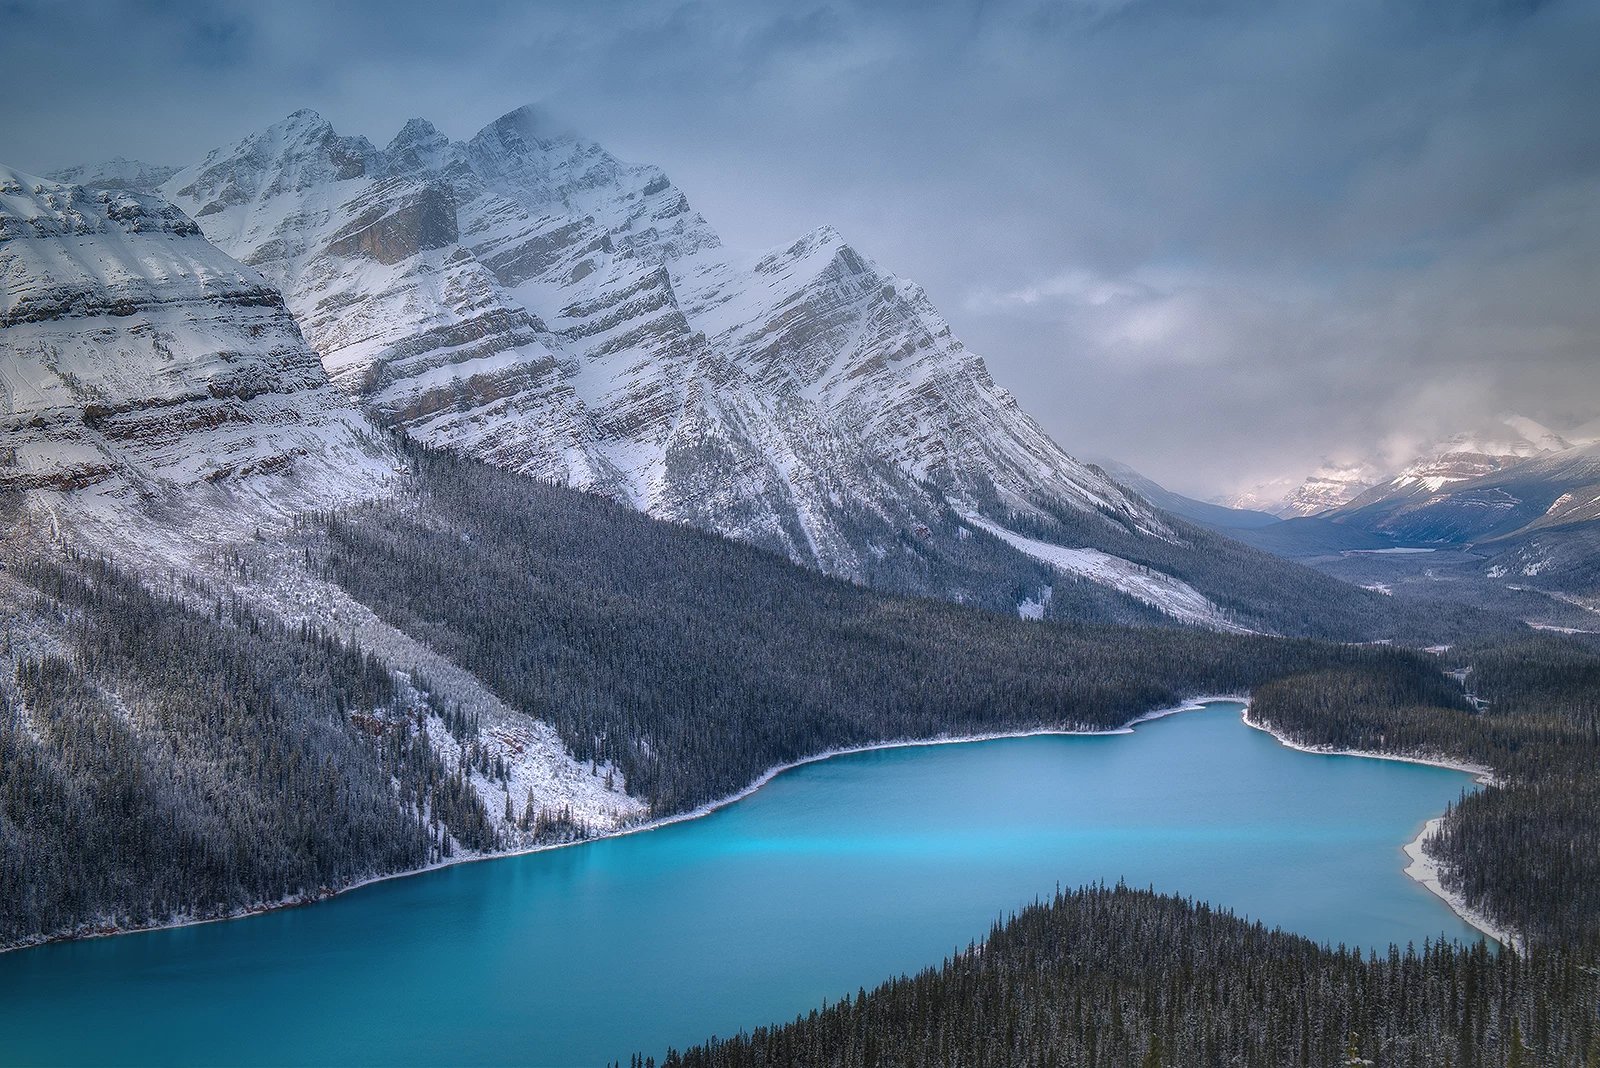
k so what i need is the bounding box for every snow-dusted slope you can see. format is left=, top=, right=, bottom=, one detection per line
left=1330, top=417, right=1574, bottom=541
left=1276, top=462, right=1379, bottom=518
left=152, top=106, right=1169, bottom=583
left=963, top=514, right=1252, bottom=633
left=46, top=157, right=179, bottom=192
left=0, top=164, right=391, bottom=531
left=0, top=163, right=651, bottom=854
left=677, top=226, right=1164, bottom=529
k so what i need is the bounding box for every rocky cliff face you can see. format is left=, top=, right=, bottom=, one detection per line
left=1275, top=463, right=1379, bottom=518
left=0, top=165, right=391, bottom=530
left=146, top=106, right=1166, bottom=584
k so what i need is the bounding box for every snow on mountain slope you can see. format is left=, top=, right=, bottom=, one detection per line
left=1355, top=443, right=1600, bottom=601
left=1329, top=416, right=1574, bottom=542
left=1215, top=463, right=1376, bottom=518
left=46, top=157, right=179, bottom=192
left=1398, top=442, right=1600, bottom=539
left=1226, top=417, right=1572, bottom=524
left=0, top=163, right=649, bottom=849
left=675, top=226, right=1165, bottom=532
left=963, top=514, right=1252, bottom=633
left=0, top=164, right=392, bottom=535
left=1276, top=463, right=1379, bottom=517
left=150, top=105, right=1171, bottom=586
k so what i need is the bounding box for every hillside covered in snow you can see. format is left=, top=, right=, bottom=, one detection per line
left=0, top=164, right=393, bottom=542
left=39, top=106, right=1426, bottom=635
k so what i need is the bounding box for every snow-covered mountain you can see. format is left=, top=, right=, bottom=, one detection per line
left=1214, top=463, right=1377, bottom=518
left=0, top=164, right=391, bottom=537
left=0, top=164, right=650, bottom=883
left=1331, top=439, right=1600, bottom=545
left=121, top=106, right=1168, bottom=582
left=1330, top=416, right=1573, bottom=538
left=1224, top=417, right=1573, bottom=524
left=1275, top=463, right=1380, bottom=518
left=46, top=157, right=179, bottom=193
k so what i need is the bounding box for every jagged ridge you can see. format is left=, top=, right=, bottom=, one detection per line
left=146, top=106, right=1171, bottom=591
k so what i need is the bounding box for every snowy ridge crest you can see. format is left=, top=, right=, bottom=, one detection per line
left=132, top=105, right=1177, bottom=598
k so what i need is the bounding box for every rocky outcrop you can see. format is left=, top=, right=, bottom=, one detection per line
left=325, top=181, right=458, bottom=265
left=0, top=165, right=391, bottom=519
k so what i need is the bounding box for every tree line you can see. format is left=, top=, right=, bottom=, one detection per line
left=313, top=445, right=1465, bottom=816
left=1250, top=636, right=1600, bottom=953
left=642, top=884, right=1599, bottom=1068
left=0, top=554, right=496, bottom=948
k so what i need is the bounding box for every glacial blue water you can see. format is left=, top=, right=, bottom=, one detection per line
left=0, top=702, right=1484, bottom=1066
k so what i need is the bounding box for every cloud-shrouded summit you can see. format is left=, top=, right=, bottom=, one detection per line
left=3, top=0, right=1597, bottom=497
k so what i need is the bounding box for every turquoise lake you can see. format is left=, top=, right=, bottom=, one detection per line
left=0, top=701, right=1485, bottom=1067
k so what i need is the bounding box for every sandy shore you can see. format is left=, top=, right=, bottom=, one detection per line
left=1239, top=706, right=1499, bottom=786
left=1403, top=817, right=1522, bottom=951
left=1239, top=705, right=1519, bottom=950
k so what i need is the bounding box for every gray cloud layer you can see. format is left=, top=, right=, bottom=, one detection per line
left=4, top=0, right=1596, bottom=495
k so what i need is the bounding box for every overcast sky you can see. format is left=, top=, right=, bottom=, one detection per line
left=4, top=0, right=1597, bottom=497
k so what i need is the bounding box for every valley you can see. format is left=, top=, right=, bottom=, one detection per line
left=2, top=32, right=1598, bottom=1063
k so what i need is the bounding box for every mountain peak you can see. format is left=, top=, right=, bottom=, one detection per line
left=798, top=224, right=850, bottom=254
left=166, top=110, right=379, bottom=211
left=390, top=117, right=442, bottom=145
left=384, top=117, right=452, bottom=173
left=251, top=108, right=339, bottom=147
left=479, top=103, right=580, bottom=147
left=755, top=225, right=867, bottom=277
left=1498, top=413, right=1571, bottom=454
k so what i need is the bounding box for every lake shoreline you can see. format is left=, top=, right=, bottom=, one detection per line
left=6, top=693, right=1500, bottom=958
left=1238, top=707, right=1518, bottom=950
left=0, top=694, right=1241, bottom=957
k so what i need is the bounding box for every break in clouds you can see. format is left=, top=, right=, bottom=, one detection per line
left=5, top=0, right=1596, bottom=496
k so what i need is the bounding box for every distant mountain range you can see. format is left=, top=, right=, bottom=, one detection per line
left=1328, top=417, right=1576, bottom=540
left=1108, top=417, right=1600, bottom=614
left=1214, top=415, right=1576, bottom=521
left=1092, top=459, right=1278, bottom=530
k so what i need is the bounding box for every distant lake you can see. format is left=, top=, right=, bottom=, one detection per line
left=0, top=701, right=1484, bottom=1067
